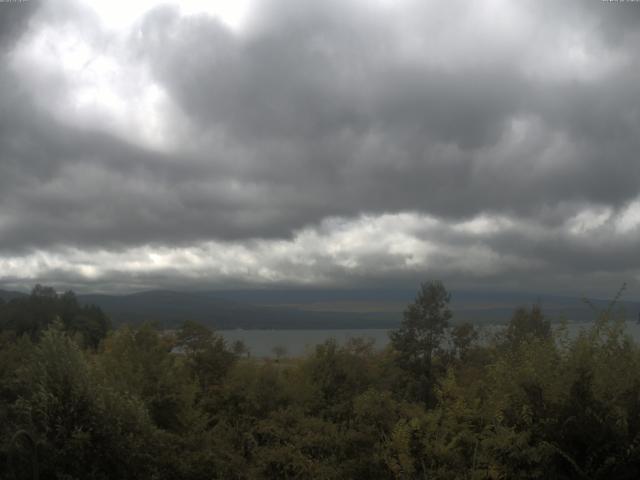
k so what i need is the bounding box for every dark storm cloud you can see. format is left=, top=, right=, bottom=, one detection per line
left=1, top=0, right=640, bottom=293
left=0, top=0, right=38, bottom=50
left=133, top=0, right=640, bottom=222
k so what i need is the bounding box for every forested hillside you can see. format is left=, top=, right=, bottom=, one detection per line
left=1, top=282, right=640, bottom=479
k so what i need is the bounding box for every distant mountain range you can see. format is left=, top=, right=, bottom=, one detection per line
left=0, top=289, right=27, bottom=302
left=77, top=290, right=397, bottom=329
left=2, top=288, right=639, bottom=329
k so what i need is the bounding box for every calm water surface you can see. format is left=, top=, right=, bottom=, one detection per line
left=220, top=329, right=391, bottom=357
left=220, top=322, right=640, bottom=358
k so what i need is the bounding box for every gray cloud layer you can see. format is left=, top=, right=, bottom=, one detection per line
left=1, top=0, right=640, bottom=295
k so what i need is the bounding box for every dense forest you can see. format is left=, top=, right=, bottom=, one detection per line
left=1, top=282, right=640, bottom=479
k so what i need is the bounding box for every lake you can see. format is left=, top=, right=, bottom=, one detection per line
left=220, top=321, right=640, bottom=358
left=220, top=328, right=391, bottom=357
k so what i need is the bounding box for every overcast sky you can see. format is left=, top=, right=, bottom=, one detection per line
left=1, top=0, right=640, bottom=297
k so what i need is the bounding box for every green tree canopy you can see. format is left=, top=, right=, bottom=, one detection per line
left=0, top=286, right=110, bottom=347
left=390, top=280, right=452, bottom=404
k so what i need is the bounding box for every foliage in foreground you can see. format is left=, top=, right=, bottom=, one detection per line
left=1, top=282, right=640, bottom=479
